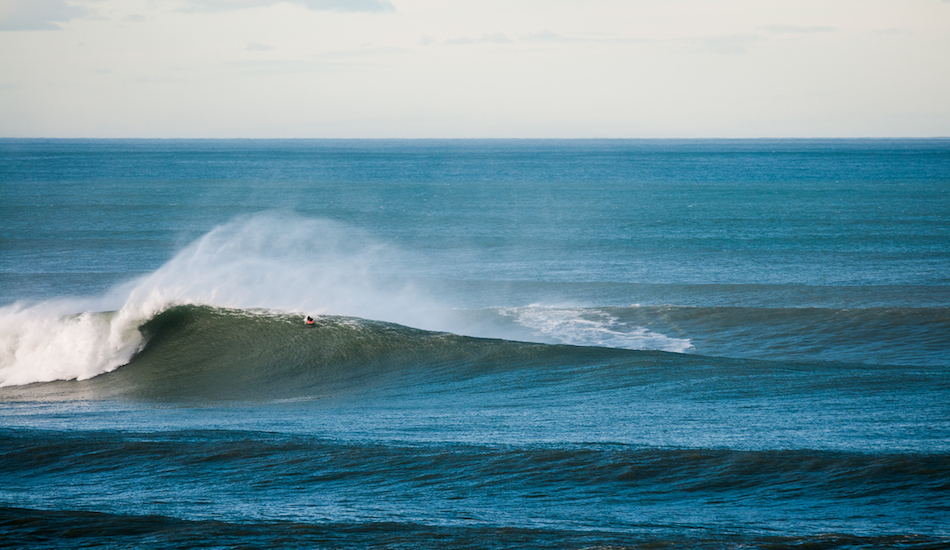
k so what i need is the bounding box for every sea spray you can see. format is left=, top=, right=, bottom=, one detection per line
left=119, top=212, right=438, bottom=326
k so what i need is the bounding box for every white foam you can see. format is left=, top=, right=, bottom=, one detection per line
left=497, top=305, right=693, bottom=353
left=0, top=301, right=144, bottom=387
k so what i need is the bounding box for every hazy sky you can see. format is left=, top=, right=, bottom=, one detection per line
left=1, top=0, right=948, bottom=137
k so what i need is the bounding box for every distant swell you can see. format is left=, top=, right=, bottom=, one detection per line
left=5, top=428, right=947, bottom=499
left=2, top=428, right=948, bottom=547
left=2, top=506, right=941, bottom=550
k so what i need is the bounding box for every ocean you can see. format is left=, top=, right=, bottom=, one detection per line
left=1, top=138, right=948, bottom=549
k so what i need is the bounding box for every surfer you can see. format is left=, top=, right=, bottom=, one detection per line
left=305, top=315, right=315, bottom=325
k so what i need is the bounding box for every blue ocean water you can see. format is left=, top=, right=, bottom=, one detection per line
left=1, top=139, right=949, bottom=548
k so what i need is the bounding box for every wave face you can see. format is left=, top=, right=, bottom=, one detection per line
left=92, top=304, right=628, bottom=401
left=3, top=304, right=687, bottom=404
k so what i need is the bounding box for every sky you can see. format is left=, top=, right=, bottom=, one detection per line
left=0, top=0, right=948, bottom=138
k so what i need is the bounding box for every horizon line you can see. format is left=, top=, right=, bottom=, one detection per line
left=2, top=136, right=949, bottom=141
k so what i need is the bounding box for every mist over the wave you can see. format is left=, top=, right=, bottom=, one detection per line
left=109, top=212, right=438, bottom=325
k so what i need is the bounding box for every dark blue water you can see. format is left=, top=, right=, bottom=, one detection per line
left=1, top=139, right=948, bottom=548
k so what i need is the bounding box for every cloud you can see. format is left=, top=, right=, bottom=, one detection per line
left=227, top=47, right=410, bottom=76
left=523, top=30, right=572, bottom=43
left=445, top=32, right=512, bottom=46
left=247, top=42, right=272, bottom=51
left=179, top=0, right=394, bottom=13
left=873, top=27, right=912, bottom=36
left=695, top=34, right=763, bottom=55
left=314, top=46, right=410, bottom=59
left=759, top=25, right=836, bottom=35
left=0, top=0, right=86, bottom=31
left=520, top=31, right=642, bottom=44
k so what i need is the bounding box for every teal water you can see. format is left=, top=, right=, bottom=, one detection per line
left=1, top=139, right=949, bottom=548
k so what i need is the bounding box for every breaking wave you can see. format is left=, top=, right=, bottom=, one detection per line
left=0, top=213, right=689, bottom=387
left=4, top=213, right=944, bottom=388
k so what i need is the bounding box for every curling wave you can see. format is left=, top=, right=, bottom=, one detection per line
left=0, top=213, right=432, bottom=387
left=45, top=305, right=658, bottom=401
left=0, top=213, right=689, bottom=387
